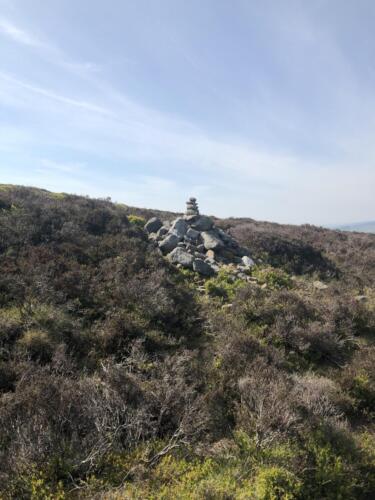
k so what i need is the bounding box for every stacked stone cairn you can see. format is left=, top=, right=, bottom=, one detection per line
left=144, top=197, right=255, bottom=277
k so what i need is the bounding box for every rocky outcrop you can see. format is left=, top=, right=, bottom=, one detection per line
left=145, top=197, right=255, bottom=277
left=144, top=217, right=163, bottom=234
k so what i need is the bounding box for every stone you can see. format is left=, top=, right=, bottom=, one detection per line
left=156, top=226, right=168, bottom=238
left=159, top=233, right=179, bottom=253
left=171, top=218, right=188, bottom=239
left=201, top=231, right=224, bottom=250
left=144, top=217, right=162, bottom=234
left=167, top=247, right=194, bottom=269
left=194, top=251, right=206, bottom=258
left=197, top=244, right=206, bottom=253
left=193, top=258, right=215, bottom=276
left=185, top=197, right=199, bottom=216
left=217, top=228, right=232, bottom=242
left=242, top=256, right=255, bottom=267
left=313, top=280, right=328, bottom=290
left=217, top=248, right=237, bottom=261
left=191, top=215, right=213, bottom=232
left=206, top=249, right=215, bottom=260
left=186, top=227, right=200, bottom=241
left=355, top=295, right=368, bottom=302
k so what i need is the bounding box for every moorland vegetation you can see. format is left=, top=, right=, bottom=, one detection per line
left=0, top=185, right=374, bottom=499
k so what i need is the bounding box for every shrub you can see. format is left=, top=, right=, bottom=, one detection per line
left=252, top=266, right=293, bottom=290
left=17, top=329, right=55, bottom=362
left=205, top=269, right=246, bottom=302
left=253, top=466, right=301, bottom=500
left=128, top=214, right=146, bottom=227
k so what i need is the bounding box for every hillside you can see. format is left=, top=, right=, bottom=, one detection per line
left=0, top=185, right=374, bottom=499
left=336, top=221, right=375, bottom=234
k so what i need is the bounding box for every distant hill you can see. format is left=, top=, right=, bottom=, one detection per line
left=336, top=221, right=375, bottom=233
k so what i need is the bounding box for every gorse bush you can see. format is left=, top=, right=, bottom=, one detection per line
left=0, top=185, right=374, bottom=498
left=205, top=268, right=246, bottom=301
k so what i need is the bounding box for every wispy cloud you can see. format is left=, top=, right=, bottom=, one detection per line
left=0, top=72, right=112, bottom=115
left=0, top=2, right=374, bottom=224
left=0, top=18, right=41, bottom=47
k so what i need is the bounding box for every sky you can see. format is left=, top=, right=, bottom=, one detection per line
left=0, top=0, right=374, bottom=225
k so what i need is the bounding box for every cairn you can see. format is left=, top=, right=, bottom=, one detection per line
left=144, top=197, right=255, bottom=277
left=185, top=197, right=199, bottom=216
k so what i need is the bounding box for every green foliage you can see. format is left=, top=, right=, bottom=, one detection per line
left=128, top=214, right=146, bottom=227
left=351, top=373, right=375, bottom=415
left=304, top=437, right=358, bottom=499
left=205, top=268, right=246, bottom=301
left=253, top=466, right=301, bottom=500
left=252, top=266, right=293, bottom=290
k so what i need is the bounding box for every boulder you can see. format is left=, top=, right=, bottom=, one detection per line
left=242, top=256, right=255, bottom=267
left=185, top=227, right=200, bottom=242
left=201, top=231, right=224, bottom=250
left=144, top=217, right=163, bottom=234
left=167, top=247, right=194, bottom=269
left=159, top=233, right=179, bottom=254
left=171, top=218, right=189, bottom=239
left=191, top=215, right=213, bottom=231
left=193, top=258, right=215, bottom=276
left=156, top=226, right=169, bottom=238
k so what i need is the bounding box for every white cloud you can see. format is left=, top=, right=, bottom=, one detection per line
left=0, top=18, right=41, bottom=46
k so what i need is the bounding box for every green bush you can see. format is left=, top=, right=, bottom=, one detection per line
left=253, top=466, right=301, bottom=500
left=205, top=269, right=246, bottom=302
left=128, top=214, right=146, bottom=227
left=252, top=266, right=292, bottom=290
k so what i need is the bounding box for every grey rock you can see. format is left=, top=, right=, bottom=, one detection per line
left=194, top=252, right=207, bottom=259
left=185, top=243, right=198, bottom=253
left=186, top=227, right=200, bottom=241
left=156, top=226, right=169, bottom=238
left=145, top=217, right=163, bottom=234
left=167, top=247, right=194, bottom=269
left=171, top=218, right=188, bottom=239
left=191, top=215, right=213, bottom=231
left=197, top=244, right=206, bottom=253
left=193, top=258, right=215, bottom=276
left=242, top=256, right=255, bottom=267
left=159, top=233, right=179, bottom=253
left=201, top=230, right=224, bottom=250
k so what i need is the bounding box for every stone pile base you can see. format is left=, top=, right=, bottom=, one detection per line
left=144, top=214, right=255, bottom=277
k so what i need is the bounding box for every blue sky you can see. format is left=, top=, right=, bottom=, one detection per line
left=0, top=0, right=374, bottom=224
